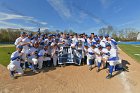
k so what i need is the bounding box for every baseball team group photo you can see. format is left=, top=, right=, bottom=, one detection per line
left=0, top=0, right=140, bottom=93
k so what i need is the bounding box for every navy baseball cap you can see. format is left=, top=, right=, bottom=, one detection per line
left=48, top=34, right=52, bottom=37
left=94, top=35, right=97, bottom=37
left=28, top=33, right=33, bottom=37
left=106, top=43, right=111, bottom=47
left=20, top=32, right=26, bottom=35
left=91, top=33, right=94, bottom=35
left=97, top=45, right=102, bottom=48
left=44, top=44, right=48, bottom=47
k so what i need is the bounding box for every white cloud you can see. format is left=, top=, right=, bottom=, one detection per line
left=0, top=12, right=33, bottom=21
left=0, top=20, right=49, bottom=31
left=0, top=12, right=47, bottom=26
left=40, top=27, right=50, bottom=31
left=47, top=0, right=71, bottom=18
left=47, top=0, right=104, bottom=25
left=47, top=0, right=108, bottom=26
left=39, top=22, right=47, bottom=25
left=0, top=12, right=48, bottom=31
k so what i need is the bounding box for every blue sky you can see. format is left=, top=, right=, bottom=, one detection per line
left=0, top=0, right=140, bottom=34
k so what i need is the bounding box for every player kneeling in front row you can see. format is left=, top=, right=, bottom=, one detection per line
left=27, top=42, right=39, bottom=73
left=94, top=45, right=103, bottom=72
left=38, top=44, right=51, bottom=69
left=7, top=45, right=24, bottom=79
left=105, top=43, right=127, bottom=79
left=87, top=42, right=96, bottom=71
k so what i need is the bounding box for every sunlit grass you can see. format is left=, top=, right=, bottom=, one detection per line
left=119, top=44, right=140, bottom=63
left=0, top=46, right=15, bottom=66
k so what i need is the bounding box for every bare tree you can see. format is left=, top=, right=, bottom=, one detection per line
left=98, top=25, right=114, bottom=36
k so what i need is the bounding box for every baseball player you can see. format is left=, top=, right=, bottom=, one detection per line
left=94, top=45, right=103, bottom=72
left=31, top=35, right=39, bottom=45
left=37, top=47, right=44, bottom=69
left=41, top=44, right=52, bottom=68
left=44, top=34, right=53, bottom=46
left=90, top=33, right=95, bottom=42
left=99, top=35, right=106, bottom=48
left=7, top=45, right=24, bottom=79
left=71, top=34, right=78, bottom=48
left=107, top=37, right=118, bottom=49
left=87, top=42, right=97, bottom=71
left=83, top=42, right=89, bottom=65
left=104, top=34, right=118, bottom=49
left=27, top=42, right=39, bottom=73
left=101, top=43, right=111, bottom=69
left=87, top=36, right=93, bottom=46
left=51, top=43, right=59, bottom=66
left=14, top=32, right=26, bottom=46
left=20, top=33, right=33, bottom=68
left=105, top=43, right=127, bottom=79
left=38, top=44, right=50, bottom=69
left=21, top=33, right=33, bottom=53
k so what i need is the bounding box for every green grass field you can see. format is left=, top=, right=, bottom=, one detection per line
left=0, top=44, right=14, bottom=46
left=119, top=44, right=140, bottom=63
left=0, top=45, right=15, bottom=66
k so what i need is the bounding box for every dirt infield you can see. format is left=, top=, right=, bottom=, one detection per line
left=0, top=49, right=140, bottom=93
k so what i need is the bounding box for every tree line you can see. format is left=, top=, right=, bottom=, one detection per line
left=98, top=26, right=139, bottom=41
left=0, top=28, right=76, bottom=42
left=0, top=26, right=139, bottom=42
left=0, top=28, right=20, bottom=42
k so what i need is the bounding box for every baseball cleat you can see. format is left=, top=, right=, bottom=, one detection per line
left=33, top=70, right=39, bottom=74
left=122, top=67, right=129, bottom=72
left=96, top=69, right=100, bottom=72
left=10, top=76, right=16, bottom=80
left=89, top=67, right=92, bottom=71
left=106, top=74, right=112, bottom=79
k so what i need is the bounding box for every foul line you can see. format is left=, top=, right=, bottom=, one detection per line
left=119, top=72, right=132, bottom=93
